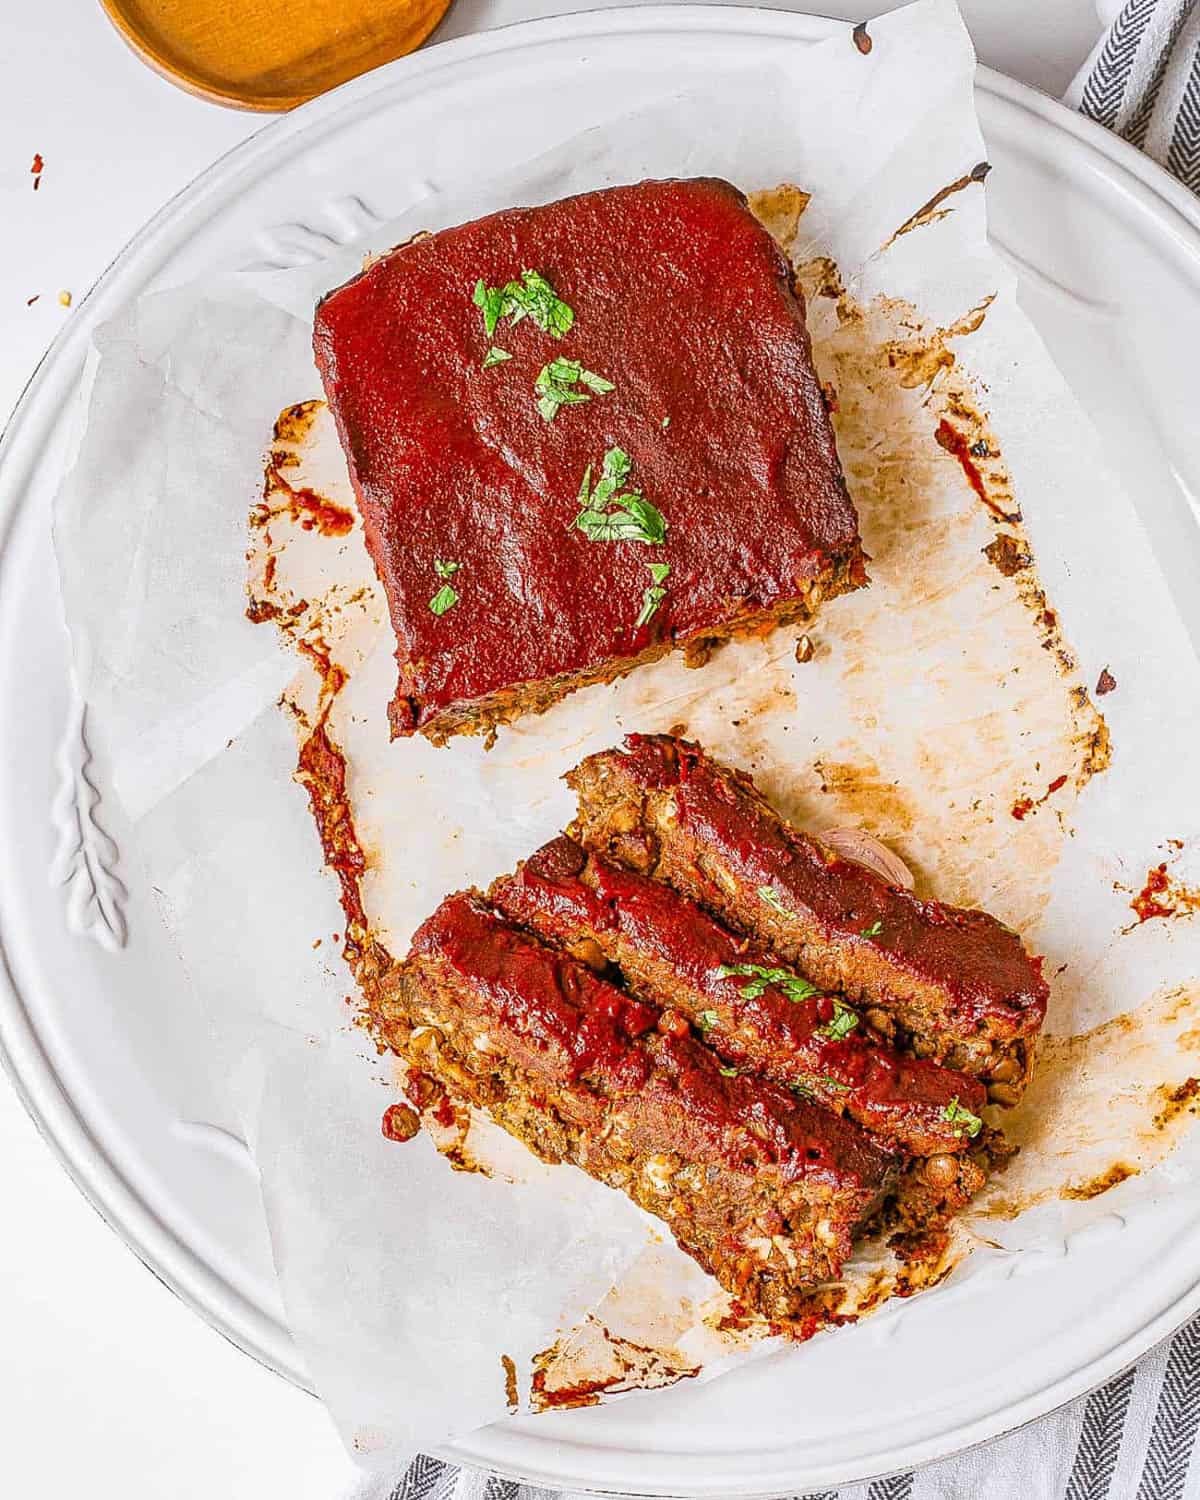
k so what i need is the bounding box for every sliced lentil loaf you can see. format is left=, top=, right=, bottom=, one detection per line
left=566, top=734, right=1048, bottom=1099
left=490, top=833, right=989, bottom=1156
left=372, top=889, right=896, bottom=1329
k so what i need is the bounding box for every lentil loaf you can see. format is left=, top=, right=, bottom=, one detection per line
left=489, top=833, right=989, bottom=1156
left=567, top=735, right=1048, bottom=1098
left=375, top=890, right=896, bottom=1328
left=313, top=178, right=865, bottom=746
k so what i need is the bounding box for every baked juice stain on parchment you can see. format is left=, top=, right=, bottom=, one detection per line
left=704, top=220, right=1109, bottom=935
left=531, top=1315, right=699, bottom=1412
left=971, top=982, right=1200, bottom=1218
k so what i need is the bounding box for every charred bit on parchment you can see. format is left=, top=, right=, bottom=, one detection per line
left=984, top=533, right=1032, bottom=577
left=879, top=161, right=991, bottom=254
left=852, top=21, right=872, bottom=54
left=502, top=1355, right=519, bottom=1414
left=1153, top=1077, right=1200, bottom=1131
left=1096, top=666, right=1117, bottom=696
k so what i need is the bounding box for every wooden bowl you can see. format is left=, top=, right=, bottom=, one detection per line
left=100, top=0, right=454, bottom=111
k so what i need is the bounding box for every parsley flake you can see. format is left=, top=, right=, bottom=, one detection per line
left=661, top=415, right=671, bottom=429
left=534, top=357, right=613, bottom=421
left=482, top=346, right=512, bottom=369
left=697, top=1009, right=719, bottom=1035
left=822, top=1076, right=852, bottom=1093
left=429, top=560, right=461, bottom=615
left=719, top=1065, right=739, bottom=1078
left=715, top=963, right=819, bottom=1004
left=860, top=920, right=884, bottom=939
left=473, top=269, right=575, bottom=340
left=790, top=1081, right=815, bottom=1101
left=574, top=447, right=667, bottom=545
left=941, top=1096, right=984, bottom=1139
left=758, top=887, right=797, bottom=920
left=818, top=998, right=860, bottom=1042
left=635, top=561, right=671, bottom=627
left=472, top=280, right=507, bottom=338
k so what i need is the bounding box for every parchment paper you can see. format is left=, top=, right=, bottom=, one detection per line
left=53, top=0, right=1200, bottom=1468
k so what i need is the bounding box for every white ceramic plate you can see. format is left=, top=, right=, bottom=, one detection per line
left=3, top=9, right=1200, bottom=1493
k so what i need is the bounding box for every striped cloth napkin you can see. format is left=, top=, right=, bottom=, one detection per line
left=1065, top=0, right=1200, bottom=189
left=349, top=6, right=1200, bottom=1497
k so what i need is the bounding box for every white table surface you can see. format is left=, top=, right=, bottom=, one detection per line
left=1, top=1, right=1102, bottom=1495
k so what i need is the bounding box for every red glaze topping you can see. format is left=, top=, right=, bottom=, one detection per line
left=313, top=179, right=861, bottom=732
left=610, top=735, right=1048, bottom=1035
left=493, top=836, right=987, bottom=1153
left=409, top=891, right=891, bottom=1189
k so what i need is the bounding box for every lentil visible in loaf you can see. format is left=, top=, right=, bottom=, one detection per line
left=313, top=178, right=866, bottom=746
left=490, top=834, right=989, bottom=1156
left=374, top=890, right=895, bottom=1328
left=566, top=735, right=1048, bottom=1096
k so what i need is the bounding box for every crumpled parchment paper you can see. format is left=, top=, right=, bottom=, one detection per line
left=52, top=0, right=1200, bottom=1469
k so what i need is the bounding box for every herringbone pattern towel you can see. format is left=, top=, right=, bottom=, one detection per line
left=1066, top=0, right=1200, bottom=190
left=347, top=6, right=1200, bottom=1497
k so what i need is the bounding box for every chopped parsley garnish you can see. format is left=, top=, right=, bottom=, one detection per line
left=758, top=886, right=797, bottom=919
left=429, top=559, right=461, bottom=616
left=534, top=357, right=613, bottom=422
left=822, top=1076, right=852, bottom=1093
left=715, top=963, right=818, bottom=1004
left=661, top=415, right=671, bottom=429
left=818, top=998, right=860, bottom=1042
left=635, top=561, right=671, bottom=627
left=941, top=1096, right=984, bottom=1139
left=482, top=346, right=512, bottom=369
left=472, top=269, right=574, bottom=339
left=473, top=281, right=507, bottom=338
left=506, top=269, right=575, bottom=337
left=697, top=1009, right=719, bottom=1034
left=790, top=1081, right=815, bottom=1101
left=860, top=920, right=884, bottom=938
left=574, top=447, right=667, bottom=545
left=719, top=1065, right=739, bottom=1078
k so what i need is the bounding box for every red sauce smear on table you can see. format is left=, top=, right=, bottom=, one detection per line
left=31, top=152, right=43, bottom=189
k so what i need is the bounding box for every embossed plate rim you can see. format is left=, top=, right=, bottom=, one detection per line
left=1, top=8, right=1200, bottom=1492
